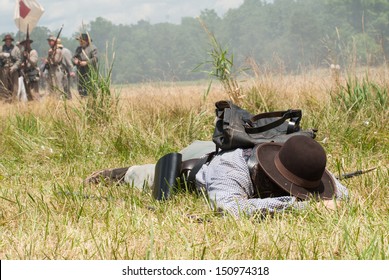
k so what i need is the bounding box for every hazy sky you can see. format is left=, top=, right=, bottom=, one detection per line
left=1, top=0, right=244, bottom=36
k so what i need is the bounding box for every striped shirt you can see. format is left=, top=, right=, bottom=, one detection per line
left=195, top=148, right=349, bottom=217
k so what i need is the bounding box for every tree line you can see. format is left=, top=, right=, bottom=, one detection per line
left=2, top=0, right=389, bottom=84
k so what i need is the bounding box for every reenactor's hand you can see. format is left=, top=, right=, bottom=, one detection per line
left=79, top=61, right=87, bottom=67
left=70, top=72, right=76, bottom=77
left=317, top=199, right=341, bottom=211
left=0, top=52, right=10, bottom=58
left=73, top=58, right=79, bottom=65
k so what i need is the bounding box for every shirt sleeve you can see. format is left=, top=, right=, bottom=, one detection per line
left=329, top=172, right=349, bottom=199
left=196, top=149, right=302, bottom=217
left=28, top=50, right=39, bottom=67
left=88, top=45, right=98, bottom=66
left=62, top=49, right=73, bottom=71
left=11, top=47, right=21, bottom=70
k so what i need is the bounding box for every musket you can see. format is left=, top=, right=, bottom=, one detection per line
left=52, top=24, right=64, bottom=52
left=26, top=25, right=31, bottom=52
left=20, top=24, right=30, bottom=85
left=336, top=167, right=377, bottom=180
left=22, top=25, right=31, bottom=66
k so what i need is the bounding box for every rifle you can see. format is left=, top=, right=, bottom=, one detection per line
left=336, top=167, right=377, bottom=180
left=25, top=25, right=31, bottom=53
left=73, top=45, right=82, bottom=62
left=44, top=25, right=64, bottom=70
left=21, top=25, right=31, bottom=68
left=19, top=25, right=30, bottom=87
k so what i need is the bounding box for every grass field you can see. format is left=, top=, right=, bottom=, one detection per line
left=0, top=66, right=388, bottom=259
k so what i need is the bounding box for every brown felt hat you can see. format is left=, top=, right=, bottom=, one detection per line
left=3, top=34, right=14, bottom=42
left=255, top=135, right=336, bottom=200
left=19, top=39, right=33, bottom=45
left=76, top=33, right=91, bottom=43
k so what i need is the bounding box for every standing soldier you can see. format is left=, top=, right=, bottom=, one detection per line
left=57, top=38, right=74, bottom=99
left=19, top=38, right=40, bottom=101
left=0, top=34, right=21, bottom=101
left=45, top=35, right=65, bottom=97
left=72, top=33, right=98, bottom=97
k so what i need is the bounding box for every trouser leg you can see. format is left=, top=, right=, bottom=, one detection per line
left=47, top=69, right=57, bottom=95
left=0, top=69, right=8, bottom=99
left=77, top=69, right=89, bottom=97
left=48, top=67, right=64, bottom=97
left=63, top=73, right=71, bottom=99
left=55, top=69, right=66, bottom=97
left=25, top=80, right=33, bottom=101
left=1, top=69, right=12, bottom=99
left=78, top=76, right=88, bottom=97
left=10, top=71, right=19, bottom=101
left=27, top=81, right=40, bottom=101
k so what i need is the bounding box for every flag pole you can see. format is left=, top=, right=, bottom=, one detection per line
left=18, top=0, right=21, bottom=41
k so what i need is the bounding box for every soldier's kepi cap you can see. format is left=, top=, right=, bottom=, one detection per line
left=76, top=33, right=91, bottom=43
left=3, top=34, right=14, bottom=42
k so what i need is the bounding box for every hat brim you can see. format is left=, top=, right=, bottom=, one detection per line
left=76, top=36, right=86, bottom=40
left=20, top=40, right=33, bottom=45
left=257, top=143, right=336, bottom=200
left=3, top=38, right=14, bottom=42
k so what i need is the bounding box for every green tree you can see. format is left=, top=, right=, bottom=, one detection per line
left=21, top=0, right=387, bottom=84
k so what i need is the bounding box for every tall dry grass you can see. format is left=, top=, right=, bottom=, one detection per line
left=0, top=66, right=387, bottom=259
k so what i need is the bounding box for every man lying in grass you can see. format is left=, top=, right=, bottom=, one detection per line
left=85, top=135, right=348, bottom=218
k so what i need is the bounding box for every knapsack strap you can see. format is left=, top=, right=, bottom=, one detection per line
left=182, top=152, right=216, bottom=186
left=244, top=109, right=302, bottom=134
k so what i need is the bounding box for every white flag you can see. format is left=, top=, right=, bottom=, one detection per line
left=14, top=0, right=45, bottom=33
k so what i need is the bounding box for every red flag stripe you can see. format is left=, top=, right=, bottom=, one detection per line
left=19, top=1, right=31, bottom=19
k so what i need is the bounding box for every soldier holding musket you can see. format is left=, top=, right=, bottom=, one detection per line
left=19, top=38, right=40, bottom=101
left=72, top=33, right=98, bottom=97
left=0, top=34, right=22, bottom=101
left=45, top=33, right=65, bottom=96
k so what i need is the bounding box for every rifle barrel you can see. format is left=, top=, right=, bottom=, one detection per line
left=337, top=167, right=377, bottom=180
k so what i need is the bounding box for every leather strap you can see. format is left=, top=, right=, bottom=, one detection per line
left=184, top=152, right=216, bottom=186
left=244, top=109, right=302, bottom=134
